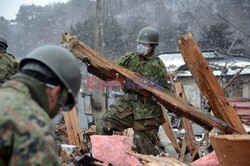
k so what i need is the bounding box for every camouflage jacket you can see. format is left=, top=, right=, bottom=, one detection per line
left=0, top=50, right=18, bottom=84
left=0, top=73, right=59, bottom=166
left=115, top=52, right=170, bottom=121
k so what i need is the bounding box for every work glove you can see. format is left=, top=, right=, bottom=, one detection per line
left=82, top=57, right=91, bottom=66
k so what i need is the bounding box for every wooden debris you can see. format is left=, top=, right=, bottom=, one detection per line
left=190, top=144, right=200, bottom=162
left=60, top=32, right=239, bottom=134
left=63, top=107, right=88, bottom=152
left=161, top=105, right=180, bottom=152
left=179, top=136, right=187, bottom=162
left=127, top=151, right=188, bottom=166
left=210, top=134, right=250, bottom=166
left=60, top=144, right=85, bottom=165
left=174, top=82, right=199, bottom=161
left=178, top=32, right=246, bottom=134
left=54, top=123, right=69, bottom=144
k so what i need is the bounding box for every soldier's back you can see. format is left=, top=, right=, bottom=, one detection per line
left=0, top=80, right=59, bottom=165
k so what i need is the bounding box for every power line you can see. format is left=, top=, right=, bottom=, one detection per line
left=200, top=0, right=250, bottom=37
left=177, top=0, right=205, bottom=33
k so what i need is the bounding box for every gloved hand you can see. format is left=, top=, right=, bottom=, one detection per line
left=82, top=57, right=90, bottom=66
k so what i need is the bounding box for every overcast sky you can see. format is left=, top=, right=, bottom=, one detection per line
left=0, top=0, right=69, bottom=20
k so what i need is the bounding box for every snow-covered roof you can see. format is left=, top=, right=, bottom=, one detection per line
left=158, top=51, right=250, bottom=77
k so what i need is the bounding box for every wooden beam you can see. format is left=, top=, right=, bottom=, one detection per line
left=178, top=32, right=246, bottom=134
left=161, top=105, right=180, bottom=152
left=63, top=107, right=88, bottom=151
left=210, top=134, right=250, bottom=166
left=179, top=136, right=187, bottom=162
left=60, top=33, right=240, bottom=134
left=190, top=144, right=200, bottom=162
left=174, top=82, right=197, bottom=154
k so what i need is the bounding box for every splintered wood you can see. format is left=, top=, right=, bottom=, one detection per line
left=127, top=151, right=188, bottom=166
left=161, top=105, right=180, bottom=152
left=63, top=107, right=88, bottom=152
left=210, top=134, right=250, bottom=166
left=174, top=82, right=199, bottom=162
left=61, top=32, right=239, bottom=134
left=178, top=33, right=246, bottom=134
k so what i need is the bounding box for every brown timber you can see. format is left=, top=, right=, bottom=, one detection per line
left=63, top=107, right=88, bottom=151
left=178, top=33, right=246, bottom=134
left=161, top=105, right=180, bottom=152
left=60, top=32, right=240, bottom=134
left=210, top=134, right=250, bottom=166
left=174, top=82, right=198, bottom=160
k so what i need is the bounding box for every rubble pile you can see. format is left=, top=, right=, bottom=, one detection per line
left=55, top=33, right=250, bottom=166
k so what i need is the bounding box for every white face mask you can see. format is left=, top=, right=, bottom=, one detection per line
left=137, top=44, right=148, bottom=56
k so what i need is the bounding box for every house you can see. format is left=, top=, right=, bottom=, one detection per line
left=159, top=50, right=250, bottom=129
left=159, top=50, right=250, bottom=109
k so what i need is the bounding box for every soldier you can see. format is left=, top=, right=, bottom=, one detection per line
left=0, top=45, right=82, bottom=165
left=88, top=27, right=170, bottom=155
left=0, top=34, right=18, bottom=84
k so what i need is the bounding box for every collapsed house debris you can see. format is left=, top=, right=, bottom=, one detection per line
left=60, top=32, right=240, bottom=134
left=54, top=32, right=250, bottom=165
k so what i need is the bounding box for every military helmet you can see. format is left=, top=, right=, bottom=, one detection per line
left=136, top=26, right=159, bottom=45
left=20, top=45, right=82, bottom=99
left=0, top=34, right=8, bottom=49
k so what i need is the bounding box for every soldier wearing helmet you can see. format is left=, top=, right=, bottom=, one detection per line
left=0, top=45, right=82, bottom=165
left=92, top=27, right=170, bottom=155
left=0, top=34, right=18, bottom=84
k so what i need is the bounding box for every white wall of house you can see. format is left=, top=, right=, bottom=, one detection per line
left=242, top=76, right=250, bottom=98
left=178, top=77, right=201, bottom=108
left=178, top=75, right=250, bottom=109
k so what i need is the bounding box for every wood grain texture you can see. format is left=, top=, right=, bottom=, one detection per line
left=178, top=33, right=246, bottom=134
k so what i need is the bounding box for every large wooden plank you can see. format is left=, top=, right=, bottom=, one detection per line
left=60, top=33, right=240, bottom=134
left=210, top=134, right=250, bottom=166
left=178, top=33, right=246, bottom=134
left=63, top=107, right=87, bottom=151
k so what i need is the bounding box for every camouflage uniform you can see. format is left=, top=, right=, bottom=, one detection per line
left=96, top=52, right=170, bottom=155
left=0, top=73, right=59, bottom=165
left=0, top=49, right=18, bottom=84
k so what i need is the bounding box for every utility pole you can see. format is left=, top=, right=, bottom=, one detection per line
left=95, top=0, right=107, bottom=111
left=95, top=0, right=105, bottom=54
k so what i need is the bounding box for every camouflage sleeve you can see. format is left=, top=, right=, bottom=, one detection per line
left=156, top=58, right=171, bottom=90
left=0, top=52, right=18, bottom=83
left=114, top=52, right=135, bottom=68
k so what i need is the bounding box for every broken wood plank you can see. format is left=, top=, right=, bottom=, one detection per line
left=210, top=134, right=250, bottom=166
left=174, top=82, right=198, bottom=155
left=178, top=32, right=246, bottom=134
left=161, top=105, right=180, bottom=152
left=127, top=151, right=188, bottom=166
left=179, top=136, right=187, bottom=162
left=190, top=144, right=200, bottom=162
left=60, top=32, right=240, bottom=134
left=63, top=107, right=88, bottom=151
